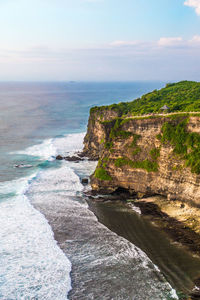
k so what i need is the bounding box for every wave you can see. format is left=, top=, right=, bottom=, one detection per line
left=28, top=152, right=178, bottom=299
left=3, top=132, right=178, bottom=299
left=0, top=132, right=87, bottom=299
left=0, top=173, right=37, bottom=197
left=13, top=132, right=85, bottom=160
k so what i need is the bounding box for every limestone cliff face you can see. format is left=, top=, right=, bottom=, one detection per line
left=83, top=109, right=120, bottom=159
left=83, top=109, right=200, bottom=206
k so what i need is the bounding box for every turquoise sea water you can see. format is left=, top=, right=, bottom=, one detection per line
left=0, top=81, right=164, bottom=182
left=0, top=81, right=180, bottom=299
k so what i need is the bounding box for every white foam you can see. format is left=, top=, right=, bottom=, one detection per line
left=169, top=289, right=179, bottom=299
left=0, top=133, right=86, bottom=299
left=0, top=173, right=37, bottom=196
left=0, top=194, right=71, bottom=300
left=13, top=138, right=56, bottom=160
left=30, top=162, right=84, bottom=196
left=53, top=132, right=85, bottom=156
left=0, top=138, right=78, bottom=299
left=128, top=203, right=142, bottom=215
left=4, top=132, right=178, bottom=299
left=13, top=132, right=85, bottom=161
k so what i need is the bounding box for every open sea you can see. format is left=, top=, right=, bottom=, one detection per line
left=0, top=81, right=190, bottom=300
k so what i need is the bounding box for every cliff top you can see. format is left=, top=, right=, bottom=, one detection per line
left=91, top=81, right=200, bottom=117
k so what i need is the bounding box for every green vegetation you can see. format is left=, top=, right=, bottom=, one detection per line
left=91, top=81, right=200, bottom=116
left=92, top=81, right=200, bottom=176
left=104, top=141, right=113, bottom=150
left=109, top=118, right=132, bottom=139
left=156, top=133, right=162, bottom=140
left=132, top=147, right=141, bottom=156
left=129, top=135, right=141, bottom=156
left=115, top=157, right=158, bottom=172
left=94, top=168, right=112, bottom=181
left=161, top=118, right=200, bottom=174
left=150, top=147, right=160, bottom=160
left=172, top=165, right=183, bottom=171
left=101, top=118, right=133, bottom=140
left=129, top=134, right=141, bottom=148
left=110, top=129, right=132, bottom=139
left=115, top=157, right=130, bottom=168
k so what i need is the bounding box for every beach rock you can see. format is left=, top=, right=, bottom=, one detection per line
left=81, top=178, right=89, bottom=185
left=77, top=152, right=86, bottom=158
left=14, top=164, right=32, bottom=168
left=56, top=155, right=63, bottom=160
left=88, top=158, right=98, bottom=161
left=64, top=156, right=83, bottom=162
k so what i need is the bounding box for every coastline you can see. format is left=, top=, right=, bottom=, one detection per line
left=133, top=196, right=200, bottom=257
left=30, top=169, right=175, bottom=300
left=86, top=193, right=200, bottom=299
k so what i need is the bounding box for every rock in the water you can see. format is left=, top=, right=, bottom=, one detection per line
left=14, top=164, right=32, bottom=168
left=77, top=151, right=86, bottom=158
left=56, top=155, right=63, bottom=160
left=81, top=178, right=89, bottom=185
left=64, top=156, right=83, bottom=162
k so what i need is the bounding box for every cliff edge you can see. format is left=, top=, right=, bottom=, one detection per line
left=83, top=81, right=200, bottom=206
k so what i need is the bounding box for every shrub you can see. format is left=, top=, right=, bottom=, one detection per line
left=115, top=157, right=158, bottom=172
left=94, top=168, right=112, bottom=181
left=161, top=119, right=200, bottom=174
left=129, top=134, right=141, bottom=148
left=90, top=81, right=200, bottom=116
left=150, top=148, right=160, bottom=160
left=132, top=147, right=141, bottom=156
left=104, top=141, right=113, bottom=150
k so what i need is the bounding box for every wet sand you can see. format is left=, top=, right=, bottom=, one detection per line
left=87, top=197, right=200, bottom=298
left=32, top=193, right=173, bottom=300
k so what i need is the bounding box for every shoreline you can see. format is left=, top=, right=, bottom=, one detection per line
left=31, top=187, right=175, bottom=299
left=86, top=192, right=200, bottom=299
left=133, top=196, right=200, bottom=257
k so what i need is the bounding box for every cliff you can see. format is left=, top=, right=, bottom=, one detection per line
left=83, top=109, right=200, bottom=206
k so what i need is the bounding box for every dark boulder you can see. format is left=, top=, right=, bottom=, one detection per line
left=56, top=155, right=63, bottom=160
left=64, top=156, right=84, bottom=162
left=77, top=152, right=86, bottom=158
left=81, top=178, right=89, bottom=185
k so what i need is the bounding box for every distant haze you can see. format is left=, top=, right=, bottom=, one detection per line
left=0, top=0, right=200, bottom=81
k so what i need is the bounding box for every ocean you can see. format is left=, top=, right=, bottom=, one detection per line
left=0, top=81, right=184, bottom=299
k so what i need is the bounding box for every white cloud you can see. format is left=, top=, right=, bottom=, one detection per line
left=110, top=40, right=139, bottom=47
left=1, top=35, right=200, bottom=81
left=184, top=0, right=200, bottom=15
left=190, top=35, right=200, bottom=42
left=158, top=37, right=183, bottom=47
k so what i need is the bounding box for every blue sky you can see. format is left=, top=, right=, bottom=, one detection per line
left=0, top=0, right=200, bottom=81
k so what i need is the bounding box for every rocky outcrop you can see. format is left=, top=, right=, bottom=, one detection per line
left=83, top=109, right=200, bottom=206
left=56, top=155, right=84, bottom=162
left=83, top=108, right=121, bottom=159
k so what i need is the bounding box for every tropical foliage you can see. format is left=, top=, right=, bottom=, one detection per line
left=91, top=81, right=200, bottom=116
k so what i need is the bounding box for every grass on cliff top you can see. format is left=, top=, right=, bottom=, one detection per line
left=90, top=81, right=200, bottom=116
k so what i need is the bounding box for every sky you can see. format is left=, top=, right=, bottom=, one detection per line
left=0, top=0, right=200, bottom=81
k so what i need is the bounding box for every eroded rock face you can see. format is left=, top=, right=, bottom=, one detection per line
left=83, top=109, right=200, bottom=206
left=83, top=109, right=120, bottom=159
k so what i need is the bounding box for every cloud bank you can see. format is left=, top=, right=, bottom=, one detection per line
left=0, top=36, right=200, bottom=81
left=158, top=37, right=183, bottom=47
left=184, top=0, right=200, bottom=15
